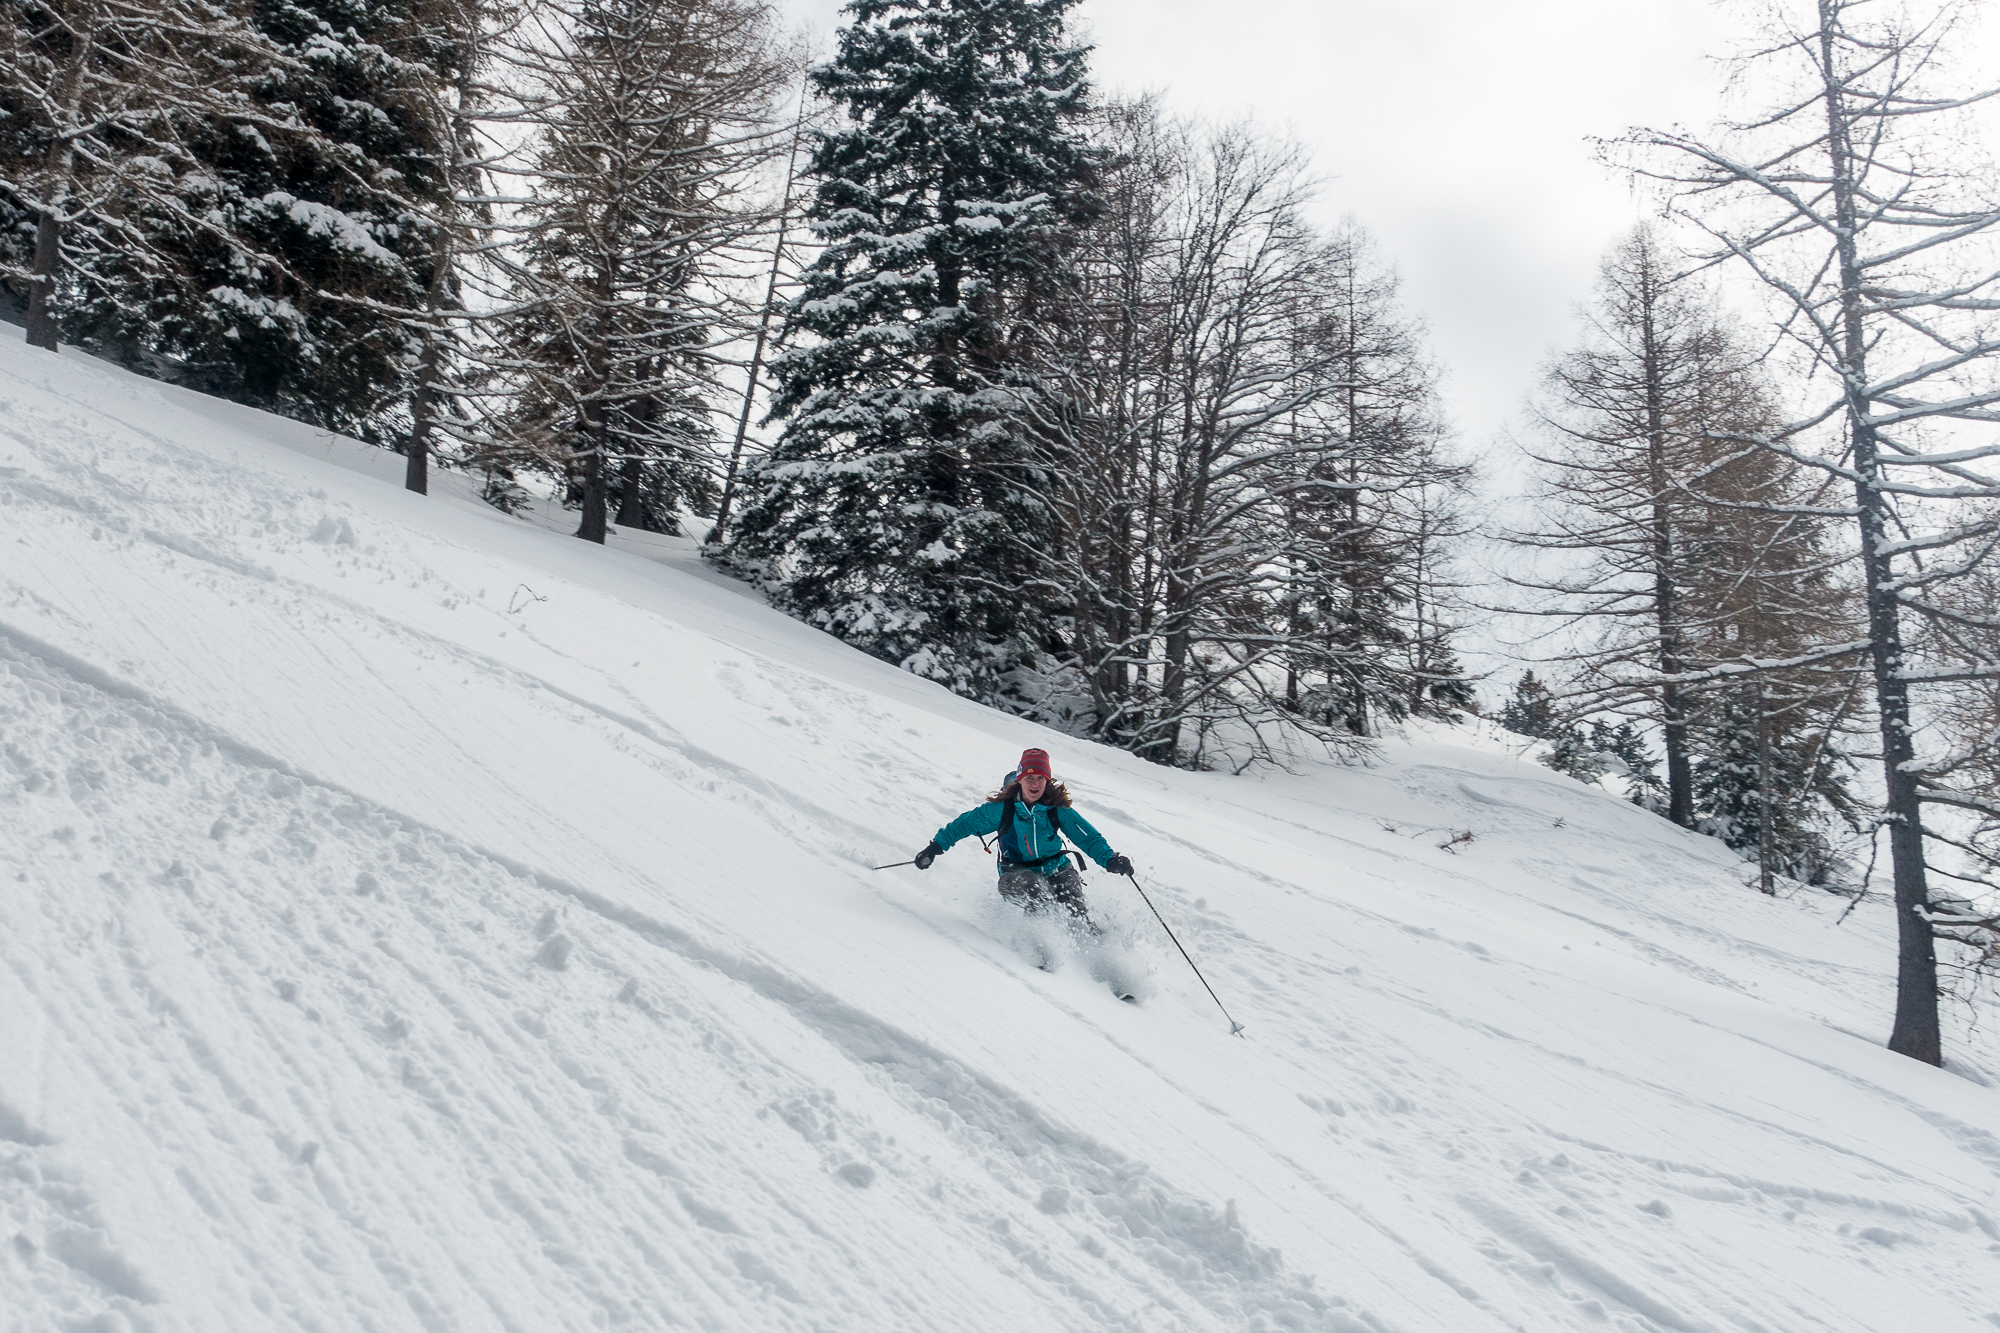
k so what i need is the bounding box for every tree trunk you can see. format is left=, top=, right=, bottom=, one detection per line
left=26, top=7, right=92, bottom=356
left=24, top=209, right=61, bottom=352
left=708, top=107, right=802, bottom=546
left=1757, top=679, right=1776, bottom=896
left=919, top=229, right=965, bottom=637
left=406, top=228, right=457, bottom=496
left=1635, top=242, right=1695, bottom=827
left=576, top=428, right=608, bottom=543
left=1151, top=408, right=1211, bottom=765
left=1818, top=4, right=1939, bottom=1064
left=1863, top=451, right=1937, bottom=1063
left=406, top=329, right=440, bottom=495
left=577, top=253, right=616, bottom=545
left=615, top=446, right=645, bottom=529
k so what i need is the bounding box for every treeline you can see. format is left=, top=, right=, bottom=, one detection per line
left=1, top=0, right=1475, bottom=769
left=715, top=4, right=1474, bottom=766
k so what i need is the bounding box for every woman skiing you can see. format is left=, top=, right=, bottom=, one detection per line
left=911, top=748, right=1133, bottom=923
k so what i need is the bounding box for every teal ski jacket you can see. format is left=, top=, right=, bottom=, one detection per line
left=933, top=799, right=1118, bottom=877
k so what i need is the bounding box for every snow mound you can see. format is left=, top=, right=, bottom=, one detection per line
left=4, top=338, right=2000, bottom=1331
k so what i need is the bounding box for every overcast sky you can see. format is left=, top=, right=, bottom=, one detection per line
left=1077, top=0, right=1759, bottom=452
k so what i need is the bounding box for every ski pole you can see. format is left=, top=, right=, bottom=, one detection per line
left=872, top=860, right=917, bottom=870
left=1123, top=871, right=1245, bottom=1037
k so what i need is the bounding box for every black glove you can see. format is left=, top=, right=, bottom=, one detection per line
left=1106, top=853, right=1134, bottom=876
left=914, top=841, right=943, bottom=870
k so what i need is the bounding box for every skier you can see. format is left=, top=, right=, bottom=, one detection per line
left=911, top=748, right=1133, bottom=924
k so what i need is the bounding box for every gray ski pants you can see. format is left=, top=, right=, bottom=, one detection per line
left=997, top=863, right=1091, bottom=920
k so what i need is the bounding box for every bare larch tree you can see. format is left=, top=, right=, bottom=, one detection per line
left=1623, top=0, right=2000, bottom=1065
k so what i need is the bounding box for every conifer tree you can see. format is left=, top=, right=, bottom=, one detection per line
left=1691, top=694, right=1857, bottom=886
left=489, top=0, right=786, bottom=542
left=1500, top=670, right=1561, bottom=741
left=0, top=0, right=482, bottom=437
left=1588, top=718, right=1664, bottom=806
left=723, top=0, right=1100, bottom=696
left=160, top=0, right=479, bottom=435
left=0, top=0, right=286, bottom=353
left=1509, top=228, right=1768, bottom=827
left=1678, top=436, right=1864, bottom=892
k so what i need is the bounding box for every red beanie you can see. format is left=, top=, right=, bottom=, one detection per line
left=1017, top=748, right=1052, bottom=779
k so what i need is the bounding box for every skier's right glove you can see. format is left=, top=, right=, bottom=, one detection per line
left=1106, top=854, right=1134, bottom=876
left=914, top=841, right=943, bottom=870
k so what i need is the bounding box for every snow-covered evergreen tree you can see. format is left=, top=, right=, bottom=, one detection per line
left=1501, top=672, right=1659, bottom=795
left=723, top=0, right=1100, bottom=696
left=1587, top=718, right=1664, bottom=807
left=0, top=0, right=480, bottom=437
left=0, top=0, right=285, bottom=351
left=1692, top=693, right=1857, bottom=887
left=124, top=0, right=475, bottom=433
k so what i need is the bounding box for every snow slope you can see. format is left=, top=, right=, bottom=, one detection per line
left=4, top=338, right=2000, bottom=1333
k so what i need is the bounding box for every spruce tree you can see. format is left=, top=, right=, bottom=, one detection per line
left=0, top=0, right=285, bottom=352
left=1691, top=692, right=1857, bottom=886
left=1500, top=671, right=1561, bottom=741
left=724, top=0, right=1099, bottom=697
left=1588, top=718, right=1664, bottom=808
left=130, top=0, right=473, bottom=435
left=4, top=0, right=478, bottom=438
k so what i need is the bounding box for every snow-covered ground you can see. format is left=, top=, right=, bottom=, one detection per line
left=4, top=338, right=1999, bottom=1333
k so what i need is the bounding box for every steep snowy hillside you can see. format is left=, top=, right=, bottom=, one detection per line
left=5, top=338, right=2000, bottom=1333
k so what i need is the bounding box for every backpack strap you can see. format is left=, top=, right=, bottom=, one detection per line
left=998, top=799, right=1069, bottom=869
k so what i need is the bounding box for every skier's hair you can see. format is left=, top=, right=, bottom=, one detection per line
left=988, top=778, right=1073, bottom=807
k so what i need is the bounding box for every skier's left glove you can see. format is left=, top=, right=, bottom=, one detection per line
left=914, top=841, right=943, bottom=870
left=1106, top=854, right=1134, bottom=876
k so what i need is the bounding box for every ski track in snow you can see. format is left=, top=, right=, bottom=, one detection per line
left=4, top=340, right=2000, bottom=1331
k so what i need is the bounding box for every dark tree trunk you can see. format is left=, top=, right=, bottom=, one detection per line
left=577, top=258, right=615, bottom=545
left=577, top=431, right=608, bottom=543
left=404, top=425, right=430, bottom=495
left=919, top=235, right=965, bottom=636
left=1816, top=10, right=1938, bottom=1064
left=406, top=330, right=441, bottom=495
left=1757, top=679, right=1777, bottom=896
left=707, top=115, right=800, bottom=546
left=1634, top=244, right=1696, bottom=828
left=24, top=209, right=61, bottom=352
left=1860, top=419, right=1937, bottom=1062
left=615, top=450, right=644, bottom=529
left=577, top=459, right=609, bottom=542
left=406, top=229, right=457, bottom=496
left=1660, top=685, right=1695, bottom=827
